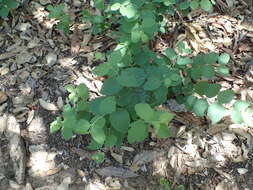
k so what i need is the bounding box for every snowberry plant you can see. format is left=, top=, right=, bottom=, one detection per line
left=50, top=0, right=252, bottom=150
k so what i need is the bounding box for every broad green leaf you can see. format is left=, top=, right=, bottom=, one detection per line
left=154, top=111, right=174, bottom=124
left=65, top=84, right=75, bottom=93
left=61, top=127, right=73, bottom=140
left=119, top=2, right=137, bottom=19
left=127, top=120, right=148, bottom=144
left=117, top=68, right=146, bottom=87
left=179, top=1, right=190, bottom=10
left=94, top=52, right=103, bottom=60
left=86, top=138, right=103, bottom=150
left=110, top=109, right=130, bottom=133
left=101, top=78, right=123, bottom=95
left=143, top=77, right=161, bottom=91
left=76, top=101, right=89, bottom=112
left=104, top=129, right=118, bottom=147
left=204, top=83, right=221, bottom=98
left=111, top=3, right=121, bottom=11
left=231, top=101, right=250, bottom=123
left=164, top=48, right=177, bottom=60
left=153, top=85, right=168, bottom=105
left=135, top=103, right=155, bottom=122
left=131, top=28, right=142, bottom=43
left=0, top=7, right=9, bottom=18
left=6, top=0, right=18, bottom=9
left=217, top=90, right=235, bottom=104
left=233, top=100, right=250, bottom=111
left=190, top=0, right=199, bottom=9
left=153, top=123, right=171, bottom=138
left=177, top=57, right=193, bottom=65
left=193, top=99, right=208, bottom=117
left=204, top=52, right=218, bottom=64
left=207, top=103, right=226, bottom=124
left=90, top=96, right=116, bottom=115
left=201, top=65, right=215, bottom=79
left=50, top=117, right=62, bottom=133
left=200, top=0, right=213, bottom=11
left=185, top=95, right=197, bottom=110
left=94, top=0, right=104, bottom=10
left=91, top=117, right=106, bottom=144
left=216, top=65, right=230, bottom=76
left=91, top=152, right=105, bottom=164
left=231, top=109, right=243, bottom=124
left=194, top=81, right=209, bottom=96
left=218, top=53, right=230, bottom=64
left=93, top=62, right=112, bottom=76
left=74, top=119, right=90, bottom=134
left=77, top=84, right=89, bottom=100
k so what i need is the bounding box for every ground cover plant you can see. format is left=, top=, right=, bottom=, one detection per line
left=0, top=0, right=18, bottom=18
left=49, top=0, right=253, bottom=150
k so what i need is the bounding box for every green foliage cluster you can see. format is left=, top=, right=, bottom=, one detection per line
left=0, top=0, right=18, bottom=18
left=50, top=0, right=253, bottom=150
left=47, top=4, right=70, bottom=34
left=159, top=177, right=185, bottom=190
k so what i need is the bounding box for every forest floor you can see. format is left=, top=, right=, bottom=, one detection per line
left=0, top=0, right=253, bottom=189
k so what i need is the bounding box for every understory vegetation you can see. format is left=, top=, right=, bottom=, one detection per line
left=46, top=0, right=253, bottom=150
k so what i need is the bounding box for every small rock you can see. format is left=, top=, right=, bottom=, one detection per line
left=0, top=114, right=8, bottom=134
left=57, top=97, right=64, bottom=110
left=237, top=168, right=248, bottom=175
left=27, top=117, right=47, bottom=144
left=6, top=116, right=26, bottom=184
left=25, top=183, right=34, bottom=190
left=0, top=91, right=7, bottom=104
left=73, top=0, right=82, bottom=7
left=39, top=99, right=58, bottom=111
left=9, top=180, right=21, bottom=189
left=46, top=53, right=57, bottom=66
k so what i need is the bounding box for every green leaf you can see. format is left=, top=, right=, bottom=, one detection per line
left=91, top=117, right=106, bottom=144
left=154, top=111, right=174, bottom=124
left=218, top=53, right=230, bottom=64
left=194, top=81, right=209, bottom=96
left=0, top=7, right=9, bottom=18
left=216, top=65, right=230, bottom=76
left=207, top=103, right=226, bottom=124
left=101, top=78, right=123, bottom=95
left=65, top=84, right=75, bottom=93
left=77, top=84, right=89, bottom=100
left=110, top=109, right=130, bottom=133
left=119, top=2, right=138, bottom=19
left=6, top=0, right=18, bottom=9
left=94, top=52, right=103, bottom=60
left=164, top=48, right=177, bottom=60
left=193, top=99, right=208, bottom=117
left=117, top=68, right=146, bottom=87
left=217, top=90, right=235, bottom=104
left=200, top=0, right=213, bottom=11
left=135, top=103, right=155, bottom=122
left=143, top=77, right=161, bottom=91
left=93, top=62, right=112, bottom=77
left=104, top=129, right=118, bottom=147
left=153, top=123, right=171, bottom=138
left=94, top=0, right=104, bottom=10
left=204, top=52, right=218, bottom=64
left=61, top=127, right=73, bottom=140
left=127, top=120, right=148, bottom=144
left=190, top=0, right=199, bottom=10
left=76, top=101, right=89, bottom=112
left=111, top=3, right=121, bottom=11
left=86, top=138, right=103, bottom=150
left=231, top=101, right=250, bottom=123
left=74, top=119, right=90, bottom=134
left=204, top=83, right=221, bottom=98
left=179, top=1, right=190, bottom=10
left=177, top=57, right=193, bottom=65
left=201, top=65, right=215, bottom=79
left=91, top=152, right=105, bottom=164
left=131, top=28, right=142, bottom=43
left=50, top=117, right=62, bottom=133
left=90, top=96, right=116, bottom=115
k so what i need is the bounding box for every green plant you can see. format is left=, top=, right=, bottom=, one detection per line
left=50, top=0, right=253, bottom=149
left=0, top=0, right=18, bottom=19
left=92, top=151, right=105, bottom=164
left=159, top=177, right=185, bottom=190
left=47, top=4, right=70, bottom=34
